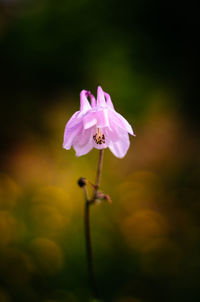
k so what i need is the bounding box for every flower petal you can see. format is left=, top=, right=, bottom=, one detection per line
left=65, top=110, right=84, bottom=129
left=96, top=108, right=110, bottom=128
left=104, top=92, right=114, bottom=109
left=93, top=141, right=107, bottom=150
left=97, top=86, right=106, bottom=106
left=73, top=128, right=94, bottom=156
left=80, top=90, right=92, bottom=113
left=108, top=130, right=130, bottom=158
left=89, top=93, right=96, bottom=108
left=104, top=127, right=119, bottom=142
left=109, top=110, right=134, bottom=135
left=63, top=123, right=82, bottom=149
left=83, top=112, right=97, bottom=129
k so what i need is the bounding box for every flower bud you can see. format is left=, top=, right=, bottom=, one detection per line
left=77, top=177, right=87, bottom=187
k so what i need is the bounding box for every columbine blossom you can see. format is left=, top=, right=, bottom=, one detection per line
left=63, top=86, right=135, bottom=158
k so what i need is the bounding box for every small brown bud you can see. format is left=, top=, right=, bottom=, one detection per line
left=77, top=177, right=87, bottom=187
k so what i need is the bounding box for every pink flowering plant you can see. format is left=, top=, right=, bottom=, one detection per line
left=63, top=86, right=135, bottom=300
left=63, top=86, right=134, bottom=158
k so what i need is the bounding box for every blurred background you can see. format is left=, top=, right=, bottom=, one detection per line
left=0, top=0, right=199, bottom=301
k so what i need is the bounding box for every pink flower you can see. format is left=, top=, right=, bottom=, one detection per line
left=63, top=86, right=135, bottom=158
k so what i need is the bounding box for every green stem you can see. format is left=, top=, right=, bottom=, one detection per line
left=84, top=197, right=98, bottom=298
left=95, top=149, right=104, bottom=189
left=83, top=150, right=104, bottom=299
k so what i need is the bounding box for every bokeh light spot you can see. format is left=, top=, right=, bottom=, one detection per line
left=29, top=238, right=63, bottom=275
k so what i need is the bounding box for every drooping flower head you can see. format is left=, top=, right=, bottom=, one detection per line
left=63, top=86, right=135, bottom=158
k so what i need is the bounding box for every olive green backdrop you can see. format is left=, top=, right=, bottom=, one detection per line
left=0, top=0, right=199, bottom=301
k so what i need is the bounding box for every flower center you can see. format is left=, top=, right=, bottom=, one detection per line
left=93, top=128, right=105, bottom=145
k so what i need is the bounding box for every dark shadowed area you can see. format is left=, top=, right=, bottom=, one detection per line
left=0, top=0, right=199, bottom=301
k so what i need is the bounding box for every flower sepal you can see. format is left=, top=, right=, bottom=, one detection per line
left=95, top=192, right=112, bottom=204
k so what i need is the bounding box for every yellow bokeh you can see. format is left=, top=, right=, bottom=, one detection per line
left=29, top=237, right=64, bottom=275
left=0, top=173, right=21, bottom=210
left=0, top=211, right=19, bottom=247
left=121, top=209, right=168, bottom=252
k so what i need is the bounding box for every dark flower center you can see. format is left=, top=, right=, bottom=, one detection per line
left=93, top=128, right=105, bottom=145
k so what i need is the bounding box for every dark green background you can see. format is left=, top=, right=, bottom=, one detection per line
left=0, top=1, right=199, bottom=301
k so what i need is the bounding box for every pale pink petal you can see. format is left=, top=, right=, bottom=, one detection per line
left=83, top=112, right=97, bottom=129
left=63, top=123, right=82, bottom=149
left=96, top=109, right=110, bottom=128
left=89, top=93, right=96, bottom=108
left=80, top=90, right=92, bottom=113
left=97, top=86, right=106, bottom=106
left=73, top=128, right=94, bottom=156
left=65, top=111, right=85, bottom=129
left=104, top=92, right=114, bottom=109
left=74, top=140, right=93, bottom=156
left=104, top=127, right=119, bottom=142
left=64, top=111, right=78, bottom=128
left=93, top=140, right=107, bottom=150
left=108, top=131, right=130, bottom=158
left=109, top=109, right=134, bottom=135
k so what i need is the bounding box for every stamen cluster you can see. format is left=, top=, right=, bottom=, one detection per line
left=93, top=129, right=105, bottom=145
